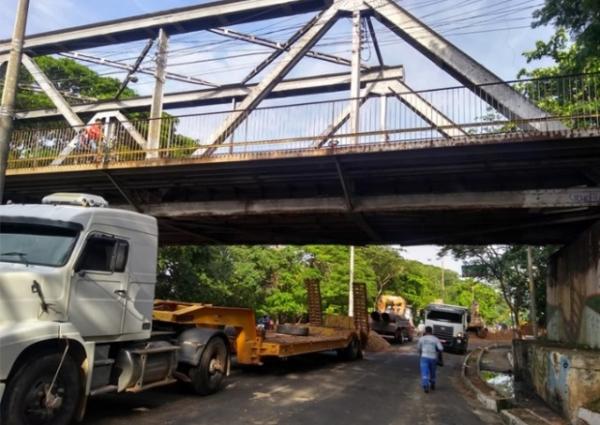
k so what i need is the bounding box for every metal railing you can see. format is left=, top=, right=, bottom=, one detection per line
left=8, top=73, right=600, bottom=172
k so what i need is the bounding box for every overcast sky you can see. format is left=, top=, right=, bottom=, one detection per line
left=0, top=0, right=557, bottom=273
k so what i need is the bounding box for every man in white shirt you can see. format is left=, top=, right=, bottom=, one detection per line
left=417, top=326, right=443, bottom=393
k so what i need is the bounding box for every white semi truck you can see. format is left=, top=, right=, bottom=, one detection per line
left=0, top=194, right=232, bottom=425
left=0, top=193, right=365, bottom=425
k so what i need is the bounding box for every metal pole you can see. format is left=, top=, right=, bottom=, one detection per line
left=380, top=95, right=388, bottom=142
left=147, top=28, right=169, bottom=159
left=527, top=246, right=538, bottom=338
left=350, top=10, right=362, bottom=145
left=349, top=245, right=355, bottom=317
left=0, top=0, right=30, bottom=203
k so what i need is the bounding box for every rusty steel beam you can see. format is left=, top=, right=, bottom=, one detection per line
left=120, top=188, right=600, bottom=218
left=0, top=0, right=332, bottom=56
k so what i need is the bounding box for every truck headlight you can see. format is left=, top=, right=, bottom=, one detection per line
left=457, top=332, right=464, bottom=338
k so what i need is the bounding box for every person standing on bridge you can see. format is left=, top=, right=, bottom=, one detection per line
left=417, top=326, right=443, bottom=393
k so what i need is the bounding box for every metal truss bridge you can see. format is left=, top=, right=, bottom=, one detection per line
left=3, top=0, right=600, bottom=245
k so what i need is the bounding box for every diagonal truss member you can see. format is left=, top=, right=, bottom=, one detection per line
left=366, top=0, right=565, bottom=132
left=193, top=4, right=341, bottom=157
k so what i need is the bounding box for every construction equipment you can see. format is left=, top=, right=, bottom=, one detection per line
left=370, top=295, right=415, bottom=343
left=0, top=193, right=365, bottom=425
left=466, top=301, right=488, bottom=338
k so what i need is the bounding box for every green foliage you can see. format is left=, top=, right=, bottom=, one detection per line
left=157, top=244, right=510, bottom=326
left=440, top=246, right=556, bottom=328
left=532, top=0, right=600, bottom=65
left=10, top=56, right=136, bottom=113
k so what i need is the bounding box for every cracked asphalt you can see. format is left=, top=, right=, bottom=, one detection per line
left=83, top=342, right=503, bottom=425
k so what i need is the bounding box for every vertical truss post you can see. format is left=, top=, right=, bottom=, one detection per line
left=380, top=95, right=388, bottom=141
left=195, top=4, right=340, bottom=157
left=21, top=55, right=84, bottom=128
left=147, top=29, right=169, bottom=159
left=350, top=10, right=362, bottom=145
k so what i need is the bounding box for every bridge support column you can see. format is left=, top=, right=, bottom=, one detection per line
left=513, top=221, right=600, bottom=423
left=147, top=28, right=169, bottom=160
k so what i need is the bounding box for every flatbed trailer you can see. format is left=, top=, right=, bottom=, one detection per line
left=153, top=281, right=369, bottom=364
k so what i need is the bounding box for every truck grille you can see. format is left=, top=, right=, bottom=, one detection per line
left=433, top=325, right=454, bottom=340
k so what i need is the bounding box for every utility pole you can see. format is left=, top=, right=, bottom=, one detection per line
left=349, top=246, right=355, bottom=317
left=147, top=28, right=169, bottom=160
left=527, top=247, right=538, bottom=338
left=0, top=0, right=30, bottom=204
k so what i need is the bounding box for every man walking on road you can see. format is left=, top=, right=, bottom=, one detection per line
left=417, top=326, right=443, bottom=393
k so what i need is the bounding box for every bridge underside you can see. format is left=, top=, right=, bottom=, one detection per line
left=6, top=136, right=600, bottom=245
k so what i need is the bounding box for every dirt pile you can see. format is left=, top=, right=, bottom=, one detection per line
left=365, top=331, right=391, bottom=352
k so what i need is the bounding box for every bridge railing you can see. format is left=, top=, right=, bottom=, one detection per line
left=8, top=73, right=600, bottom=171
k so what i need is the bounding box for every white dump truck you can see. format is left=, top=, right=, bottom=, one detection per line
left=423, top=303, right=469, bottom=354
left=0, top=193, right=365, bottom=425
left=0, top=193, right=233, bottom=425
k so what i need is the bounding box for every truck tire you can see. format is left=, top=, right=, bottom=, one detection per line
left=276, top=324, right=309, bottom=336
left=1, top=352, right=81, bottom=425
left=394, top=329, right=404, bottom=344
left=337, top=337, right=362, bottom=361
left=189, top=338, right=228, bottom=396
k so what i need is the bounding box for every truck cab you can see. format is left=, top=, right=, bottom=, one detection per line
left=423, top=304, right=469, bottom=354
left=0, top=194, right=230, bottom=425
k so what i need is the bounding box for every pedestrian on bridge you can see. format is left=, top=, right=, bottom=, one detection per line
left=417, top=326, right=443, bottom=393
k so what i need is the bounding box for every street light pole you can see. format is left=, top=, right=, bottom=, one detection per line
left=0, top=0, right=30, bottom=204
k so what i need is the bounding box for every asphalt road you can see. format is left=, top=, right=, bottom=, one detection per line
left=83, top=343, right=503, bottom=425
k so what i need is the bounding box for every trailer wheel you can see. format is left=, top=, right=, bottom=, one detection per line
left=337, top=337, right=362, bottom=361
left=275, top=324, right=309, bottom=336
left=189, top=338, right=228, bottom=396
left=1, top=352, right=81, bottom=425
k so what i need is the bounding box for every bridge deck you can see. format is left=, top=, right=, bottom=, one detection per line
left=6, top=132, right=600, bottom=245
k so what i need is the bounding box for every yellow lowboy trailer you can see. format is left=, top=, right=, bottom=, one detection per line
left=152, top=281, right=369, bottom=365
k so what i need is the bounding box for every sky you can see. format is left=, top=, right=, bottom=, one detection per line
left=0, top=0, right=557, bottom=274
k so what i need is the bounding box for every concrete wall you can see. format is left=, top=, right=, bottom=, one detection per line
left=513, top=340, right=600, bottom=424
left=547, top=221, right=600, bottom=349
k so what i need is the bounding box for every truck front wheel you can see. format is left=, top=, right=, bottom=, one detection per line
left=189, top=338, right=228, bottom=396
left=1, top=353, right=81, bottom=425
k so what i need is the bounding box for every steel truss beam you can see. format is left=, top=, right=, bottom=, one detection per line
left=59, top=52, right=217, bottom=87
left=21, top=55, right=84, bottom=128
left=51, top=110, right=147, bottom=165
left=366, top=0, right=565, bottom=131
left=16, top=67, right=404, bottom=121
left=123, top=188, right=600, bottom=218
left=195, top=3, right=343, bottom=156
left=0, top=0, right=331, bottom=56
left=208, top=27, right=359, bottom=69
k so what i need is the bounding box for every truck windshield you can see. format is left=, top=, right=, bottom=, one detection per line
left=0, top=223, right=79, bottom=267
left=427, top=310, right=463, bottom=323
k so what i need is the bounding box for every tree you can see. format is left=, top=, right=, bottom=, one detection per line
left=441, top=245, right=556, bottom=330
left=361, top=246, right=405, bottom=308
left=532, top=0, right=600, bottom=65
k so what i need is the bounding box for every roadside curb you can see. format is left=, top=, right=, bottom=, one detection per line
left=501, top=408, right=568, bottom=425
left=578, top=406, right=600, bottom=424
left=461, top=346, right=513, bottom=412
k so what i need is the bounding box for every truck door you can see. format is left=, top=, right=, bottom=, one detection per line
left=69, top=233, right=130, bottom=338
